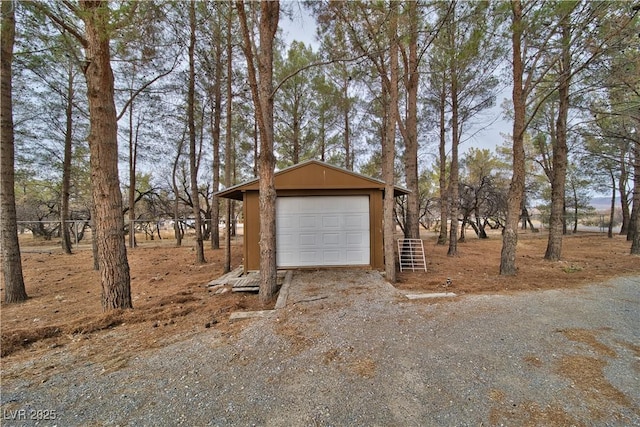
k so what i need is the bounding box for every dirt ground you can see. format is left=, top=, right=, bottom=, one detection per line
left=1, top=230, right=639, bottom=381
left=396, top=230, right=640, bottom=294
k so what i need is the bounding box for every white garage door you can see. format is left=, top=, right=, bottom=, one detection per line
left=276, top=196, right=370, bottom=267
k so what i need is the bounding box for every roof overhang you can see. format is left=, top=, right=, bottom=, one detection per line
left=216, top=160, right=410, bottom=201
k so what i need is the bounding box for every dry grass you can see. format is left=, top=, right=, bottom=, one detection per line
left=349, top=357, right=377, bottom=378
left=1, top=229, right=639, bottom=380
left=1, top=240, right=271, bottom=372
left=559, top=328, right=617, bottom=358
left=397, top=230, right=640, bottom=294
left=557, top=355, right=632, bottom=407
left=274, top=313, right=323, bottom=356
left=523, top=355, right=544, bottom=368
left=323, top=348, right=342, bottom=364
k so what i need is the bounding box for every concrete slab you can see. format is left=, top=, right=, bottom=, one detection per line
left=404, top=292, right=457, bottom=300
left=229, top=310, right=275, bottom=322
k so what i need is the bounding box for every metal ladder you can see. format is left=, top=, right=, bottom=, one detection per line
left=397, top=238, right=427, bottom=272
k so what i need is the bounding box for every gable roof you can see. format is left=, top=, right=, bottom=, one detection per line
left=216, top=159, right=410, bottom=200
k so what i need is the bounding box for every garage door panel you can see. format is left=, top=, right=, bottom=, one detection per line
left=299, top=233, right=317, bottom=246
left=299, top=198, right=322, bottom=213
left=278, top=215, right=296, bottom=228
left=323, top=233, right=340, bottom=245
left=323, top=251, right=341, bottom=264
left=322, top=215, right=340, bottom=229
left=276, top=196, right=370, bottom=267
left=298, top=215, right=317, bottom=229
left=299, top=250, right=320, bottom=264
left=278, top=232, right=295, bottom=246
left=346, top=232, right=366, bottom=246
left=346, top=249, right=367, bottom=263
left=278, top=249, right=294, bottom=262
left=343, top=214, right=367, bottom=228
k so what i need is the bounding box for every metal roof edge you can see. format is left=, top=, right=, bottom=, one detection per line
left=215, top=159, right=410, bottom=199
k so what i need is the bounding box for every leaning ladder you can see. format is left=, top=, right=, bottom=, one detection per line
left=397, top=238, right=427, bottom=272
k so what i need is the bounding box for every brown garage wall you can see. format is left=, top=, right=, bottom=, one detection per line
left=217, top=160, right=408, bottom=272
left=243, top=189, right=385, bottom=271
left=243, top=191, right=260, bottom=271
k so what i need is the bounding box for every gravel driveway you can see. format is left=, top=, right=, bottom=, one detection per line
left=2, top=271, right=639, bottom=426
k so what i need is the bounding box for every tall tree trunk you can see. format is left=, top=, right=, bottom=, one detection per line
left=292, top=102, right=300, bottom=164
left=619, top=153, right=629, bottom=235
left=188, top=0, right=206, bottom=264
left=90, top=204, right=99, bottom=271
left=252, top=118, right=258, bottom=177
left=608, top=172, right=615, bottom=238
left=544, top=11, right=571, bottom=261
left=437, top=76, right=448, bottom=245
left=224, top=7, right=233, bottom=273
left=630, top=137, right=640, bottom=253
left=128, top=95, right=137, bottom=249
left=172, top=146, right=183, bottom=247
left=211, top=24, right=224, bottom=250
left=475, top=205, right=487, bottom=239
left=343, top=74, right=351, bottom=171
left=237, top=0, right=280, bottom=303
left=382, top=1, right=399, bottom=283
left=447, top=8, right=459, bottom=257
left=197, top=102, right=208, bottom=240
left=211, top=109, right=221, bottom=250
left=61, top=58, right=74, bottom=254
left=500, top=0, right=526, bottom=275
left=521, top=202, right=537, bottom=232
left=81, top=0, right=132, bottom=310
left=319, top=109, right=326, bottom=162
left=1, top=0, right=27, bottom=303
left=403, top=0, right=420, bottom=240
left=256, top=1, right=279, bottom=303
left=459, top=219, right=466, bottom=242
left=572, top=189, right=578, bottom=234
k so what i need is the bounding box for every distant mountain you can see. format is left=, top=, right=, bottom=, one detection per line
left=590, top=197, right=612, bottom=211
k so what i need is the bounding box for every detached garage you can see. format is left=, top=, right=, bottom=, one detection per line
left=216, top=160, right=408, bottom=271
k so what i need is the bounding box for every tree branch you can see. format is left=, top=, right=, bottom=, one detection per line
left=271, top=53, right=368, bottom=98
left=33, top=2, right=88, bottom=48
left=116, top=56, right=180, bottom=121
